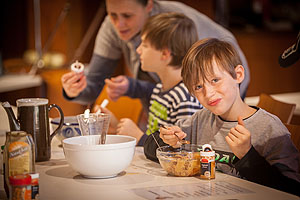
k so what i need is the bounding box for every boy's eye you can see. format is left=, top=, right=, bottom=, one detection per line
left=194, top=85, right=202, bottom=91
left=211, top=78, right=219, bottom=83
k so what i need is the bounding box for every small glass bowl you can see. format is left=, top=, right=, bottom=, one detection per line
left=156, top=144, right=202, bottom=177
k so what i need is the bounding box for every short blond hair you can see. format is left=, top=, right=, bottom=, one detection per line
left=141, top=12, right=198, bottom=68
left=181, top=38, right=242, bottom=95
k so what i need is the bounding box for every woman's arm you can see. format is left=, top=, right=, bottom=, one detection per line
left=63, top=54, right=119, bottom=105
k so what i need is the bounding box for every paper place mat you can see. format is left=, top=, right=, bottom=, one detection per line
left=131, top=181, right=254, bottom=199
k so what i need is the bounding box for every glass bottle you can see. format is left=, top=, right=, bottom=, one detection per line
left=4, top=131, right=35, bottom=198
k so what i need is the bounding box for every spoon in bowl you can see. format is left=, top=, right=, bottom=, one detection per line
left=148, top=128, right=162, bottom=149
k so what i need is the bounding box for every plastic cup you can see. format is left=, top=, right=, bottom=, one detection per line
left=77, top=113, right=110, bottom=144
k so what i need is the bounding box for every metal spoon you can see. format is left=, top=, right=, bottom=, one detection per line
left=148, top=128, right=162, bottom=149
left=160, top=125, right=190, bottom=145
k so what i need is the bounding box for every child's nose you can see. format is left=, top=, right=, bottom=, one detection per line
left=136, top=45, right=142, bottom=54
left=204, top=85, right=215, bottom=97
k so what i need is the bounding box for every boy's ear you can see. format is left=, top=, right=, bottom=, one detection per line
left=161, top=48, right=172, bottom=61
left=235, top=65, right=245, bottom=84
left=146, top=0, right=154, bottom=12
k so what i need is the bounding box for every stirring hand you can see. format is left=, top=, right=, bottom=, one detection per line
left=96, top=99, right=109, bottom=114
left=160, top=125, right=190, bottom=145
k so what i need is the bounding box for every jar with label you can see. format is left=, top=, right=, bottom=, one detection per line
left=200, top=144, right=215, bottom=180
left=4, top=131, right=35, bottom=198
left=9, top=174, right=32, bottom=200
left=30, top=173, right=39, bottom=200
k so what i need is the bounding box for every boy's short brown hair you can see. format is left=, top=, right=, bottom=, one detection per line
left=181, top=38, right=242, bottom=95
left=141, top=12, right=198, bottom=68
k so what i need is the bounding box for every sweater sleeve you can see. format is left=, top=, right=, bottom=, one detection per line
left=233, top=146, right=300, bottom=196
left=125, top=77, right=155, bottom=100
left=143, top=130, right=167, bottom=163
left=63, top=54, right=119, bottom=105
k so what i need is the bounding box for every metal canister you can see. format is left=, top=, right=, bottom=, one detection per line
left=200, top=144, right=215, bottom=180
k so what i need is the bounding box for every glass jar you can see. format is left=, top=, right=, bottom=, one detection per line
left=30, top=173, right=39, bottom=200
left=4, top=131, right=35, bottom=198
left=200, top=144, right=215, bottom=180
left=9, top=174, right=32, bottom=200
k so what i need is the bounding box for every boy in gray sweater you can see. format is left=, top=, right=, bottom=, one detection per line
left=157, top=38, right=300, bottom=195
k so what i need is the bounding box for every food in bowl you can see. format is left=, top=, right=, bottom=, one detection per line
left=51, top=116, right=81, bottom=142
left=62, top=135, right=136, bottom=178
left=156, top=145, right=202, bottom=177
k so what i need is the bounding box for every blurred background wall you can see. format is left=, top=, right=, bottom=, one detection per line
left=0, top=0, right=299, bottom=117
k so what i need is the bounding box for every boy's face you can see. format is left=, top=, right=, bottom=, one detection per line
left=136, top=36, right=164, bottom=72
left=193, top=60, right=243, bottom=118
left=106, top=0, right=152, bottom=41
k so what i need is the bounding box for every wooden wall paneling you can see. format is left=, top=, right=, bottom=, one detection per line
left=26, top=0, right=68, bottom=55
left=1, top=1, right=28, bottom=59
left=26, top=0, right=103, bottom=63
left=174, top=0, right=215, bottom=20
left=234, top=30, right=300, bottom=97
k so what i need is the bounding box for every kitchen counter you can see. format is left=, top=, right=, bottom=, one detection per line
left=0, top=74, right=43, bottom=93
left=0, top=133, right=298, bottom=200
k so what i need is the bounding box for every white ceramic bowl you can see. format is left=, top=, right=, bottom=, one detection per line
left=62, top=135, right=136, bottom=178
left=51, top=116, right=81, bottom=142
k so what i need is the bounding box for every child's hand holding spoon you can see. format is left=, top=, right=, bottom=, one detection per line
left=160, top=125, right=190, bottom=147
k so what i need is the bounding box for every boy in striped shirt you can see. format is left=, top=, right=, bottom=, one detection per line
left=105, top=13, right=202, bottom=154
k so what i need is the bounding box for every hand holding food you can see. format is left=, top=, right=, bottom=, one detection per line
left=225, top=116, right=251, bottom=159
left=61, top=71, right=87, bottom=97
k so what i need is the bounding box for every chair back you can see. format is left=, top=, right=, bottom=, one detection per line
left=284, top=123, right=300, bottom=153
left=257, top=93, right=296, bottom=124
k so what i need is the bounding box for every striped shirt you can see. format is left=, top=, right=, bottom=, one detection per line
left=146, top=81, right=202, bottom=135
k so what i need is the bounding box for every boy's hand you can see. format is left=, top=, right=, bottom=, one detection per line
left=117, top=118, right=143, bottom=144
left=225, top=116, right=251, bottom=159
left=159, top=126, right=187, bottom=147
left=93, top=106, right=119, bottom=134
left=105, top=75, right=129, bottom=101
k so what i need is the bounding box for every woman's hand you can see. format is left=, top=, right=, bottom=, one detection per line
left=159, top=126, right=186, bottom=148
left=61, top=71, right=86, bottom=97
left=105, top=75, right=129, bottom=101
left=225, top=116, right=251, bottom=159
